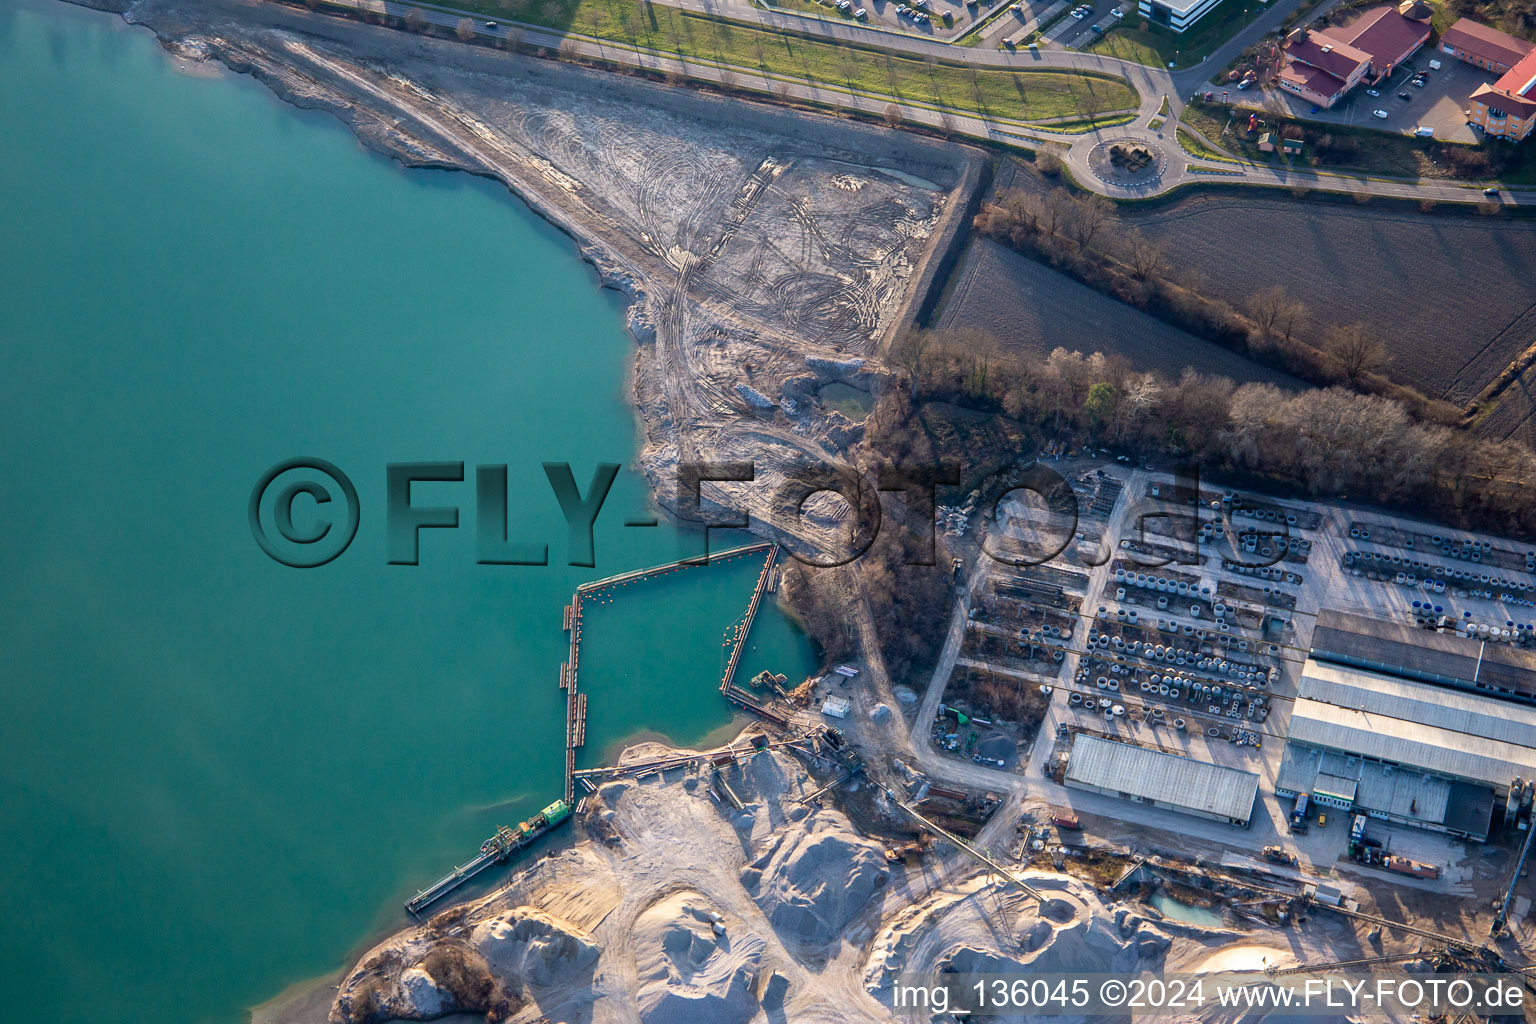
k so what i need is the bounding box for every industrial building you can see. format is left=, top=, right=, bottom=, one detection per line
left=1275, top=659, right=1536, bottom=841
left=1310, top=608, right=1536, bottom=705
left=1065, top=734, right=1259, bottom=826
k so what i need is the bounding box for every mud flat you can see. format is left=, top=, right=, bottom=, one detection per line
left=935, top=237, right=1301, bottom=388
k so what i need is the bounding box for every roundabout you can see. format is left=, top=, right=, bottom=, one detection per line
left=1086, top=136, right=1169, bottom=189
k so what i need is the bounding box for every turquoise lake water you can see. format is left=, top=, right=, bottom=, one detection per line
left=0, top=3, right=815, bottom=1020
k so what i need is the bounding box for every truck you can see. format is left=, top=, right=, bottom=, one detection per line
left=1384, top=855, right=1439, bottom=880
left=1051, top=813, right=1082, bottom=830
left=1263, top=845, right=1298, bottom=866
left=1289, top=793, right=1310, bottom=833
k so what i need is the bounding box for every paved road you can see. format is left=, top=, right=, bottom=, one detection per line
left=308, top=0, right=1532, bottom=204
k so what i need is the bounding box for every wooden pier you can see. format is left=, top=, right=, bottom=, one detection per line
left=719, top=544, right=781, bottom=694
left=575, top=541, right=773, bottom=596
left=563, top=594, right=583, bottom=803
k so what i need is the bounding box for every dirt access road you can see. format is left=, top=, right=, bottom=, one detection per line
left=346, top=0, right=1535, bottom=204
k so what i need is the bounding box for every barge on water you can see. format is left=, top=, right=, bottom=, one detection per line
left=405, top=798, right=571, bottom=916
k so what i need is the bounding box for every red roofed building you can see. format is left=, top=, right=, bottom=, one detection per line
left=1440, top=18, right=1535, bottom=75
left=1470, top=47, right=1536, bottom=140
left=1280, top=33, right=1372, bottom=107
left=1278, top=4, right=1432, bottom=108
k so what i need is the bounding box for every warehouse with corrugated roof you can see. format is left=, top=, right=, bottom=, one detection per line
left=1275, top=658, right=1536, bottom=840
left=1064, top=734, right=1260, bottom=826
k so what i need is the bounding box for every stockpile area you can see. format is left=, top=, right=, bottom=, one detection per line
left=1126, top=195, right=1536, bottom=407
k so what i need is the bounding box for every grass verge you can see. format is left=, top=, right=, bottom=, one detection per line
left=1176, top=126, right=1238, bottom=162
left=1084, top=2, right=1269, bottom=69
left=415, top=0, right=1136, bottom=123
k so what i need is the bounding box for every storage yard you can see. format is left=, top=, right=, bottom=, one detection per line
left=918, top=457, right=1536, bottom=924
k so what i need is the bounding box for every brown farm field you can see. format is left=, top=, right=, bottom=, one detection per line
left=934, top=237, right=1301, bottom=388
left=1124, top=194, right=1536, bottom=407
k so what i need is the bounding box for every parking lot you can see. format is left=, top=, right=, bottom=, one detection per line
left=788, top=0, right=993, bottom=39
left=1260, top=54, right=1496, bottom=143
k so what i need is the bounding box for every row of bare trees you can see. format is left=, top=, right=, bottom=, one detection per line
left=974, top=186, right=1419, bottom=404
left=880, top=330, right=1536, bottom=537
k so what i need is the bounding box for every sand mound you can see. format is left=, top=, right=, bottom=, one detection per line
left=866, top=874, right=1163, bottom=1001
left=1195, top=944, right=1295, bottom=974
left=396, top=968, right=446, bottom=1017
left=632, top=893, right=763, bottom=1024
left=744, top=814, right=889, bottom=946
left=470, top=906, right=599, bottom=988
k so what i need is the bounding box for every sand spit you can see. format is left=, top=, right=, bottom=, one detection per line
left=79, top=0, right=982, bottom=543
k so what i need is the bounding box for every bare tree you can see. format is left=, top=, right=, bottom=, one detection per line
left=1036, top=187, right=1074, bottom=238
left=405, top=9, right=427, bottom=32
left=1324, top=322, right=1391, bottom=384
left=1034, top=149, right=1065, bottom=178
left=883, top=102, right=903, bottom=127
left=1123, top=230, right=1164, bottom=280
left=1247, top=284, right=1289, bottom=337
left=1277, top=297, right=1307, bottom=344
left=884, top=57, right=903, bottom=100
left=837, top=47, right=859, bottom=89
left=1065, top=194, right=1113, bottom=251
left=456, top=17, right=476, bottom=41
left=892, top=330, right=933, bottom=389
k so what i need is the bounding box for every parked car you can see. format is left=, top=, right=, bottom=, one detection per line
left=1072, top=8, right=1088, bottom=17
left=855, top=6, right=867, bottom=16
left=1112, top=6, right=1124, bottom=15
left=1366, top=88, right=1380, bottom=97
left=1412, top=78, right=1426, bottom=87
left=1398, top=91, right=1412, bottom=101
left=1010, top=2, right=1022, bottom=10
left=1003, top=36, right=1015, bottom=47
left=1372, top=108, right=1389, bottom=119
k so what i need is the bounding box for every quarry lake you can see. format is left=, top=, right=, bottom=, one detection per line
left=0, top=3, right=814, bottom=1022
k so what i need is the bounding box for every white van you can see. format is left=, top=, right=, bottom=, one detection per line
left=1428, top=59, right=1442, bottom=70
left=1414, top=125, right=1434, bottom=137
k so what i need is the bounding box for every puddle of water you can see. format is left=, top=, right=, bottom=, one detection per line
left=820, top=380, right=873, bottom=420
left=1146, top=892, right=1225, bottom=928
